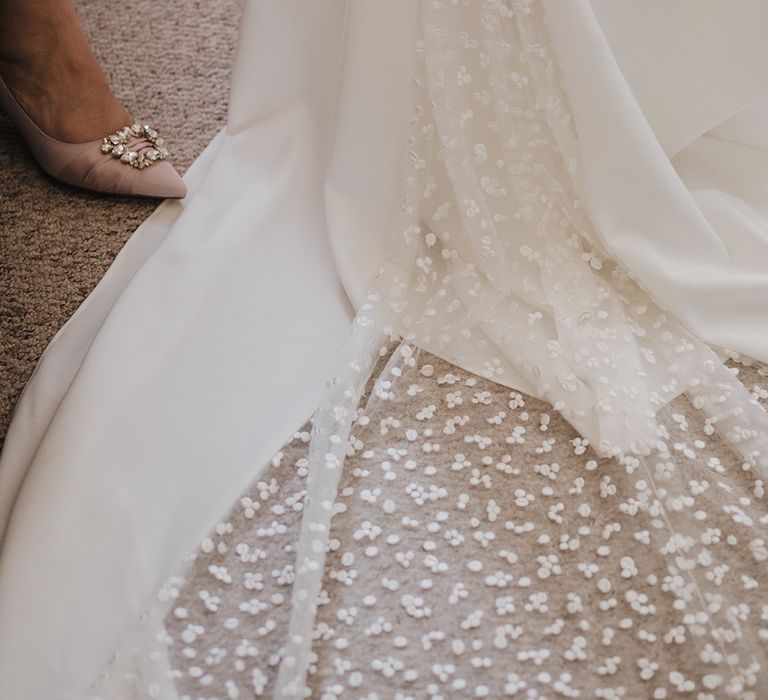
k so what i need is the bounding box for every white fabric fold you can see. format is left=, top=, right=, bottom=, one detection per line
left=546, top=0, right=768, bottom=360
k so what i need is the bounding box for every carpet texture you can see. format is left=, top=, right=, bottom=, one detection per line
left=0, top=0, right=243, bottom=443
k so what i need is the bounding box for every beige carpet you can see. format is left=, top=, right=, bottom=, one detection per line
left=0, top=0, right=243, bottom=443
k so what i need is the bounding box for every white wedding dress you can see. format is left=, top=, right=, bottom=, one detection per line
left=1, top=1, right=767, bottom=698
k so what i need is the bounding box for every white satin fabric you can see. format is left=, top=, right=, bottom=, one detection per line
left=0, top=1, right=767, bottom=698
left=548, top=0, right=768, bottom=360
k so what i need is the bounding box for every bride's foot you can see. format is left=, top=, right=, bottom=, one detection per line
left=0, top=0, right=132, bottom=143
left=0, top=0, right=186, bottom=198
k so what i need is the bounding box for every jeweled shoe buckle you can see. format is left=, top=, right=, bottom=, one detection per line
left=100, top=123, right=170, bottom=169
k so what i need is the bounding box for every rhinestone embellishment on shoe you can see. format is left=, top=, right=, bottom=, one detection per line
left=100, top=123, right=170, bottom=169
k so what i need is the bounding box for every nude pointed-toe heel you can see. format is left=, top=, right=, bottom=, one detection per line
left=0, top=74, right=186, bottom=199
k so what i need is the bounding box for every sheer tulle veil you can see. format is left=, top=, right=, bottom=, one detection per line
left=88, top=1, right=768, bottom=697
left=277, top=2, right=768, bottom=696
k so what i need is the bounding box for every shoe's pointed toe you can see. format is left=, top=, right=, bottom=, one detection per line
left=123, top=160, right=187, bottom=199
left=77, top=157, right=187, bottom=199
